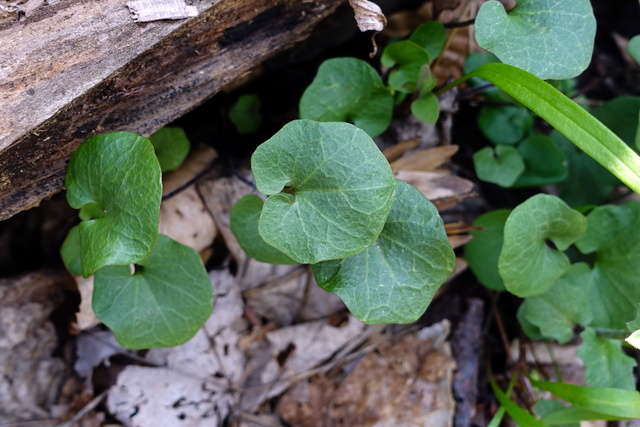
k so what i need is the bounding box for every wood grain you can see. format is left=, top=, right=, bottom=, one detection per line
left=0, top=0, right=344, bottom=220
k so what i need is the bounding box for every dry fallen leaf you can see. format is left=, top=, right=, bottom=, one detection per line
left=391, top=145, right=459, bottom=173
left=396, top=170, right=475, bottom=211
left=126, top=0, right=199, bottom=22
left=74, top=276, right=100, bottom=331
left=348, top=0, right=386, bottom=32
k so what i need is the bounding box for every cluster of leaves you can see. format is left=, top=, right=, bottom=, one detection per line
left=61, top=129, right=213, bottom=349
left=230, top=120, right=455, bottom=324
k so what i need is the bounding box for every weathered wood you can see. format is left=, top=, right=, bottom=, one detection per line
left=0, top=0, right=345, bottom=220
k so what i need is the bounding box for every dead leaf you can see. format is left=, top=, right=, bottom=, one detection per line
left=444, top=221, right=478, bottom=235
left=395, top=170, right=475, bottom=211
left=74, top=330, right=131, bottom=380
left=383, top=138, right=420, bottom=162
left=126, top=0, right=198, bottom=22
left=0, top=271, right=66, bottom=423
left=348, top=0, right=386, bottom=32
left=391, top=145, right=459, bottom=173
left=75, top=276, right=100, bottom=331
left=163, top=146, right=218, bottom=195
left=448, top=234, right=472, bottom=249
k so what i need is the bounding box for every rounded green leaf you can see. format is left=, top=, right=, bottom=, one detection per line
left=312, top=180, right=455, bottom=324
left=498, top=194, right=586, bottom=297
left=299, top=58, right=393, bottom=137
left=381, top=40, right=430, bottom=68
left=475, top=0, right=596, bottom=80
left=409, top=21, right=445, bottom=60
left=60, top=225, right=82, bottom=276
left=93, top=235, right=213, bottom=349
left=478, top=105, right=533, bottom=145
left=150, top=127, right=191, bottom=172
left=230, top=194, right=297, bottom=264
left=465, top=209, right=510, bottom=291
left=252, top=120, right=395, bottom=264
left=513, top=134, right=568, bottom=187
left=388, top=63, right=423, bottom=94
left=577, top=328, right=636, bottom=390
left=411, top=93, right=439, bottom=124
left=473, top=145, right=525, bottom=187
left=65, top=132, right=162, bottom=277
left=229, top=94, right=262, bottom=135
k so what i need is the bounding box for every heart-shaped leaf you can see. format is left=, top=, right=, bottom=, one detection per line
left=65, top=132, right=162, bottom=277
left=478, top=106, right=533, bottom=145
left=299, top=58, right=393, bottom=137
left=475, top=0, right=596, bottom=80
left=93, top=234, right=213, bottom=349
left=575, top=202, right=640, bottom=328
left=150, top=127, right=190, bottom=172
left=473, top=145, right=525, bottom=187
left=577, top=328, right=636, bottom=390
left=229, top=94, right=262, bottom=135
left=498, top=194, right=586, bottom=297
left=411, top=92, right=439, bottom=124
left=230, top=194, right=297, bottom=264
left=252, top=120, right=395, bottom=264
left=513, top=134, right=568, bottom=187
left=519, top=263, right=593, bottom=343
left=312, top=180, right=455, bottom=324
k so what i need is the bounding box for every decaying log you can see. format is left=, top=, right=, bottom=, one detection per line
left=0, top=0, right=347, bottom=220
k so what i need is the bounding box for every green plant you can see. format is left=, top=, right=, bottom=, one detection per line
left=61, top=131, right=212, bottom=349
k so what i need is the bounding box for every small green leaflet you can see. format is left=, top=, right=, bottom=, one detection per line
left=60, top=225, right=82, bottom=276
left=577, top=328, right=636, bottom=390
left=93, top=234, right=213, bottom=349
left=229, top=94, right=262, bottom=135
left=477, top=106, right=533, bottom=145
left=473, top=145, right=524, bottom=187
left=230, top=194, right=297, bottom=265
left=409, top=21, right=445, bottom=60
left=475, top=0, right=596, bottom=80
left=312, top=180, right=454, bottom=324
left=498, top=194, right=586, bottom=297
left=299, top=58, right=393, bottom=137
left=411, top=92, right=439, bottom=124
left=150, top=127, right=191, bottom=172
left=252, top=120, right=395, bottom=264
left=381, top=40, right=430, bottom=68
left=513, top=134, right=568, bottom=187
left=65, top=132, right=162, bottom=277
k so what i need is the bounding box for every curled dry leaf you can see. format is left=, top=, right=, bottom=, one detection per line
left=391, top=145, right=459, bottom=173
left=396, top=170, right=475, bottom=211
left=348, top=0, right=386, bottom=32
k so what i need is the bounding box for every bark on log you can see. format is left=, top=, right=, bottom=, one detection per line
left=0, top=0, right=346, bottom=220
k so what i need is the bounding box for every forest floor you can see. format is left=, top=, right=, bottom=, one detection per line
left=1, top=1, right=639, bottom=426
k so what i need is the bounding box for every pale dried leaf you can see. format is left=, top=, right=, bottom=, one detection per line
left=444, top=221, right=477, bottom=235
left=448, top=234, right=472, bottom=249
left=396, top=170, right=475, bottom=210
left=74, top=330, right=131, bottom=380
left=162, top=146, right=218, bottom=195
left=383, top=138, right=420, bottom=162
left=348, top=0, right=386, bottom=32
left=391, top=145, right=459, bottom=173
left=126, top=0, right=198, bottom=22
left=75, top=276, right=100, bottom=331
left=159, top=186, right=217, bottom=252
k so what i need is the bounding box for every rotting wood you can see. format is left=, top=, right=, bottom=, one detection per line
left=0, top=0, right=346, bottom=220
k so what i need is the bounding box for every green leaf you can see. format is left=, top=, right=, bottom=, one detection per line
left=475, top=0, right=596, bottom=80
left=446, top=63, right=640, bottom=195
left=60, top=225, right=82, bottom=276
left=541, top=405, right=633, bottom=424
left=575, top=202, right=640, bottom=328
left=626, top=305, right=640, bottom=332
left=592, top=96, right=640, bottom=148
left=312, top=180, right=454, bottom=324
left=299, top=58, right=393, bottom=137
left=627, top=35, right=640, bottom=64
left=577, top=328, right=636, bottom=390
left=530, top=378, right=640, bottom=419
left=535, top=400, right=579, bottom=427
left=513, top=134, right=568, bottom=187
left=93, top=235, right=213, bottom=349
left=411, top=93, right=439, bottom=124
left=626, top=330, right=640, bottom=350
left=489, top=376, right=548, bottom=427
left=520, top=263, right=593, bottom=343
left=465, top=210, right=510, bottom=291
left=478, top=106, right=534, bottom=145
left=409, top=21, right=446, bottom=59
left=229, top=94, right=262, bottom=135
left=230, top=194, right=297, bottom=265
left=388, top=63, right=423, bottom=94
left=150, top=127, right=191, bottom=173
left=498, top=194, right=586, bottom=297
left=473, top=145, right=525, bottom=187
left=381, top=40, right=430, bottom=68
left=252, top=120, right=395, bottom=264
left=65, top=132, right=162, bottom=277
